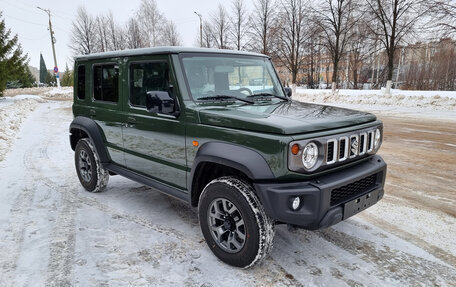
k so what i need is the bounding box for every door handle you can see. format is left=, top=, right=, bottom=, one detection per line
left=89, top=109, right=96, bottom=118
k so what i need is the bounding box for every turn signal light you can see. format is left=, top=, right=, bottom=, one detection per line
left=192, top=140, right=199, bottom=147
left=291, top=144, right=300, bottom=155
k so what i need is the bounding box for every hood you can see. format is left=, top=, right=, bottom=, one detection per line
left=197, top=100, right=377, bottom=135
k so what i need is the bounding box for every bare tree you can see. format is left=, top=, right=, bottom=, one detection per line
left=347, top=21, right=372, bottom=88
left=137, top=0, right=164, bottom=47
left=126, top=18, right=145, bottom=49
left=313, top=0, right=358, bottom=89
left=202, top=21, right=215, bottom=48
left=305, top=25, right=323, bottom=89
left=70, top=6, right=97, bottom=55
left=402, top=38, right=456, bottom=91
left=428, top=1, right=456, bottom=37
left=365, top=0, right=430, bottom=82
left=95, top=14, right=109, bottom=52
left=161, top=20, right=182, bottom=46
left=275, top=0, right=308, bottom=85
left=106, top=12, right=125, bottom=51
left=230, top=0, right=249, bottom=50
left=250, top=0, right=277, bottom=55
left=210, top=4, right=230, bottom=49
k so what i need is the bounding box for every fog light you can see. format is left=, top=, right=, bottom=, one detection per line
left=292, top=197, right=301, bottom=210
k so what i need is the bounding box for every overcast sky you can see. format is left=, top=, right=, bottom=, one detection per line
left=1, top=0, right=254, bottom=71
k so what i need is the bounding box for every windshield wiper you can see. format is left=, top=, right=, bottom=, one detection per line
left=247, top=92, right=289, bottom=101
left=198, top=95, right=254, bottom=104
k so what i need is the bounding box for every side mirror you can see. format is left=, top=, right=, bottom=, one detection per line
left=146, top=91, right=180, bottom=117
left=284, top=87, right=292, bottom=97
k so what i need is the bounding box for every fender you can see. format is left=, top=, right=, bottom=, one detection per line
left=69, top=116, right=110, bottom=164
left=188, top=141, right=275, bottom=191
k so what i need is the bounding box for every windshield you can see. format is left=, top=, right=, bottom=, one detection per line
left=181, top=54, right=286, bottom=101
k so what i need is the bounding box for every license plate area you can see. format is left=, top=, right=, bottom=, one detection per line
left=343, top=189, right=381, bottom=219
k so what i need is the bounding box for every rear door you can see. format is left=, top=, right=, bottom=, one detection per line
left=121, top=55, right=187, bottom=190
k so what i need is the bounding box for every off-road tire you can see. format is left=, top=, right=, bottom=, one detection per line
left=74, top=138, right=109, bottom=192
left=198, top=177, right=275, bottom=268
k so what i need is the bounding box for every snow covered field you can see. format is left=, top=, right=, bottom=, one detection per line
left=0, top=88, right=455, bottom=286
left=294, top=88, right=456, bottom=118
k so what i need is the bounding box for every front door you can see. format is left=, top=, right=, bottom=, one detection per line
left=121, top=56, right=187, bottom=190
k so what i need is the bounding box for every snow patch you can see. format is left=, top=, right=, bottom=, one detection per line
left=43, top=87, right=73, bottom=99
left=0, top=98, right=43, bottom=161
left=294, top=88, right=456, bottom=111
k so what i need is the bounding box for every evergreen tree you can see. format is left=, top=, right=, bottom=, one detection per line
left=39, top=53, right=47, bottom=84
left=61, top=64, right=73, bottom=87
left=0, top=12, right=34, bottom=95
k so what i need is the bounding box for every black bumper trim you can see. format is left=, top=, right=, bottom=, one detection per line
left=253, top=155, right=387, bottom=230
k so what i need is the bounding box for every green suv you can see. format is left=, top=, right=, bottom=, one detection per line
left=70, top=47, right=386, bottom=268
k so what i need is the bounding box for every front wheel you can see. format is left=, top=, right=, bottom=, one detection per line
left=198, top=177, right=275, bottom=268
left=74, top=138, right=109, bottom=193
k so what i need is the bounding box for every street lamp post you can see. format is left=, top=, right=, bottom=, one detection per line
left=37, top=7, right=60, bottom=88
left=194, top=11, right=203, bottom=48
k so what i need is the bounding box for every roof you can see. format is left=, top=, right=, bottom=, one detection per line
left=75, top=46, right=269, bottom=61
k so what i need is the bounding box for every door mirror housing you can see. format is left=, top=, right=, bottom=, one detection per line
left=284, top=87, right=292, bottom=97
left=146, top=91, right=180, bottom=117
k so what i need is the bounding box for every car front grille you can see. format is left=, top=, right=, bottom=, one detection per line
left=330, top=174, right=377, bottom=206
left=326, top=130, right=375, bottom=165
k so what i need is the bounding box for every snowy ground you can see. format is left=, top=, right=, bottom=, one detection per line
left=295, top=88, right=456, bottom=113
left=0, top=89, right=455, bottom=286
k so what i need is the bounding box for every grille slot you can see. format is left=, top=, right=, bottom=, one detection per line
left=367, top=131, right=374, bottom=152
left=359, top=133, right=367, bottom=155
left=327, top=140, right=335, bottom=164
left=339, top=137, right=348, bottom=161
left=330, top=174, right=377, bottom=206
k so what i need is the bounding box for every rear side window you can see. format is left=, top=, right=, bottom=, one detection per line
left=77, top=65, right=85, bottom=99
left=129, top=62, right=170, bottom=107
left=93, top=64, right=119, bottom=102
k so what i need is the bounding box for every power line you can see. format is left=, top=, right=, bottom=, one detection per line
left=1, top=0, right=44, bottom=17
left=1, top=0, right=71, bottom=33
left=8, top=0, right=74, bottom=19
left=2, top=12, right=70, bottom=35
left=19, top=34, right=48, bottom=41
left=2, top=12, right=49, bottom=27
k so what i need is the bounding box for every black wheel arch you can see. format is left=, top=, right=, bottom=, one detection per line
left=188, top=142, right=275, bottom=207
left=69, top=116, right=110, bottom=164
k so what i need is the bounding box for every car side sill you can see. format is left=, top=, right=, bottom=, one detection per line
left=104, top=163, right=190, bottom=203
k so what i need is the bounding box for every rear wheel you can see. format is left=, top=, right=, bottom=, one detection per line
left=198, top=177, right=275, bottom=268
left=74, top=138, right=109, bottom=192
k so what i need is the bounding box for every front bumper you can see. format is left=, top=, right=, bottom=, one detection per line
left=253, top=155, right=387, bottom=230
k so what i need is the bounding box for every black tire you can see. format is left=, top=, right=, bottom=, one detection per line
left=198, top=177, right=275, bottom=268
left=74, top=138, right=109, bottom=193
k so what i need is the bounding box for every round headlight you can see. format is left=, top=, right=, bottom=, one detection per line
left=302, top=142, right=318, bottom=169
left=374, top=128, right=381, bottom=150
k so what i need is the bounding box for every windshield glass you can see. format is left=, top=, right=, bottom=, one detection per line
left=181, top=54, right=285, bottom=101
